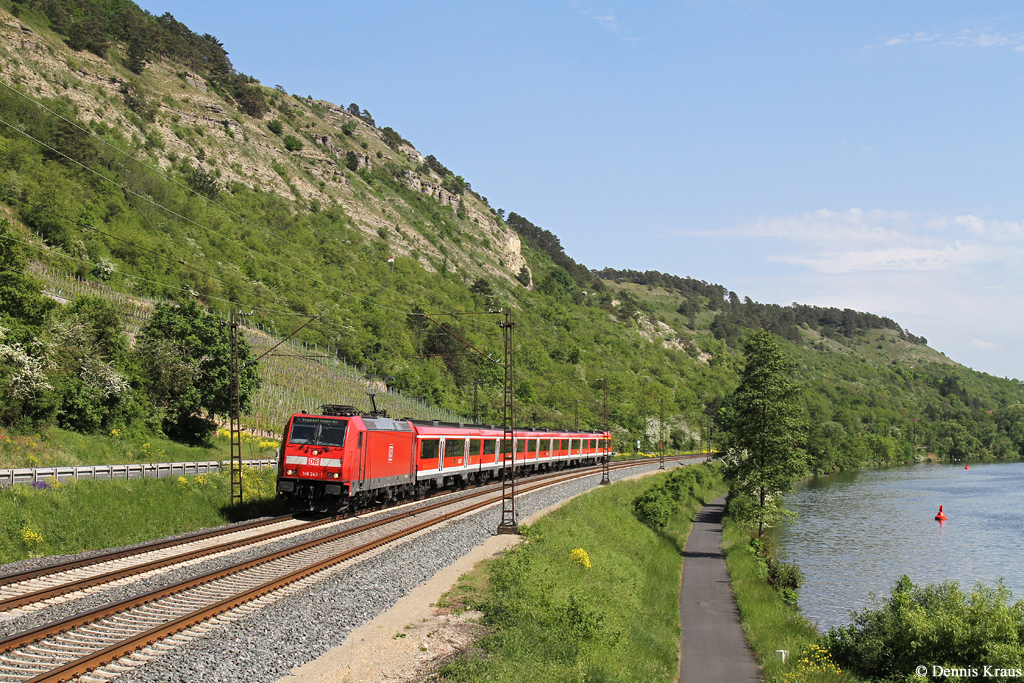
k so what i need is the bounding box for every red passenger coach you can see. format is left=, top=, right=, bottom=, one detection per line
left=276, top=404, right=614, bottom=512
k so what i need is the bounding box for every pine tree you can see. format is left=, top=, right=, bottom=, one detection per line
left=126, top=38, right=147, bottom=75
left=723, top=329, right=806, bottom=537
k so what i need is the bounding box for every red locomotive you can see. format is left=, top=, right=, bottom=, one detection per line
left=275, top=405, right=613, bottom=510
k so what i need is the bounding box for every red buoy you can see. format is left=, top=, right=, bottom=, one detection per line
left=935, top=505, right=947, bottom=522
left=965, top=463, right=970, bottom=470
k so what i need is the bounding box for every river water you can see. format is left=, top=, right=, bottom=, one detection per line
left=774, top=461, right=1024, bottom=631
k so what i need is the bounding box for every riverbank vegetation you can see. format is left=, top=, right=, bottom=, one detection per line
left=0, top=465, right=282, bottom=564
left=722, top=514, right=858, bottom=682
left=438, top=464, right=725, bottom=682
left=826, top=576, right=1024, bottom=683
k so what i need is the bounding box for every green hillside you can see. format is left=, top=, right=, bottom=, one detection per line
left=1, top=0, right=1022, bottom=472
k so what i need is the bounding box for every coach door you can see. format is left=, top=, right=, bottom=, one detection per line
left=355, top=431, right=367, bottom=491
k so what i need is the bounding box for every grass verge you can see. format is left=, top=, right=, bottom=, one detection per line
left=0, top=466, right=285, bottom=564
left=437, top=463, right=726, bottom=683
left=0, top=426, right=279, bottom=469
left=722, top=515, right=859, bottom=683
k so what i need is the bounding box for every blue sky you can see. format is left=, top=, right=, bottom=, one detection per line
left=136, top=1, right=1024, bottom=381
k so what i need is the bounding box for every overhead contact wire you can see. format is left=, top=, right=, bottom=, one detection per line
left=0, top=115, right=413, bottom=316
left=0, top=79, right=312, bottom=254
left=0, top=91, right=506, bottom=352
left=0, top=80, right=492, bottom=321
left=0, top=233, right=301, bottom=316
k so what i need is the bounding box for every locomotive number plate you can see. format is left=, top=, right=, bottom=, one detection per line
left=388, top=444, right=394, bottom=463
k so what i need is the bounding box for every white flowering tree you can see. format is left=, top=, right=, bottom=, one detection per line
left=46, top=295, right=139, bottom=433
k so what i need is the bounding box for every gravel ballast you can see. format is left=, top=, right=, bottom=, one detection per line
left=10, top=461, right=687, bottom=683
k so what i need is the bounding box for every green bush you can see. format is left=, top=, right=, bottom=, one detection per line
left=826, top=576, right=1024, bottom=682
left=282, top=134, right=304, bottom=151
left=632, top=464, right=716, bottom=529
left=267, top=119, right=283, bottom=135
left=745, top=535, right=804, bottom=606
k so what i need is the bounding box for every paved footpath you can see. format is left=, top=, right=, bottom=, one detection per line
left=679, top=495, right=762, bottom=683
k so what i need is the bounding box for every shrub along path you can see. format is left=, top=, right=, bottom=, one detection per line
left=679, top=495, right=761, bottom=683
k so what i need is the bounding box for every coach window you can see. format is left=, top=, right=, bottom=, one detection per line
left=516, top=439, right=526, bottom=455
left=588, top=439, right=595, bottom=450
left=420, top=439, right=439, bottom=460
left=571, top=439, right=580, bottom=453
left=560, top=439, right=569, bottom=451
left=500, top=438, right=513, bottom=456
left=483, top=439, right=496, bottom=458
left=470, top=439, right=482, bottom=457
left=445, top=439, right=465, bottom=459
left=528, top=439, right=538, bottom=456
left=540, top=439, right=550, bottom=454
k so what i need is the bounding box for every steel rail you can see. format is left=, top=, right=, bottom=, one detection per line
left=19, top=456, right=694, bottom=683
left=1, top=455, right=695, bottom=683
left=0, top=514, right=299, bottom=589
left=0, top=516, right=338, bottom=612
left=0, top=454, right=695, bottom=616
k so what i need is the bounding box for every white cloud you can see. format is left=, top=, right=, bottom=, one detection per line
left=971, top=338, right=1001, bottom=351
left=730, top=210, right=1022, bottom=376
left=565, top=1, right=641, bottom=42
left=739, top=208, right=917, bottom=245
left=723, top=210, right=1023, bottom=275
left=874, top=27, right=1024, bottom=51
left=772, top=243, right=1000, bottom=274
left=677, top=208, right=1024, bottom=379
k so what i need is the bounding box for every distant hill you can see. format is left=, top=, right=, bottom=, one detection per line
left=1, top=0, right=1022, bottom=470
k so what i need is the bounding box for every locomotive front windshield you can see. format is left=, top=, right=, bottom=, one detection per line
left=288, top=417, right=348, bottom=448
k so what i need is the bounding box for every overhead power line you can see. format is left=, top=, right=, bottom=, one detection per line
left=0, top=231, right=302, bottom=317
left=0, top=113, right=413, bottom=316
left=0, top=83, right=505, bottom=353
left=0, top=79, right=500, bottom=324
left=0, top=79, right=310, bottom=255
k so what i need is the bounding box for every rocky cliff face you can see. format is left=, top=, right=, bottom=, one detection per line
left=0, top=10, right=527, bottom=287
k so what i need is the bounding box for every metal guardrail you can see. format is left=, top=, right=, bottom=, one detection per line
left=0, top=459, right=277, bottom=487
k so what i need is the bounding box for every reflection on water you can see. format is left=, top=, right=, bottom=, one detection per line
left=774, top=462, right=1024, bottom=631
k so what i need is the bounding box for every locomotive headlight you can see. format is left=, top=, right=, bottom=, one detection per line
left=285, top=468, right=298, bottom=476
left=326, top=472, right=340, bottom=479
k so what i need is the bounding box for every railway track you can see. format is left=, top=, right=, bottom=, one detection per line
left=0, top=455, right=672, bottom=615
left=0, top=516, right=330, bottom=614
left=0, top=456, right=697, bottom=683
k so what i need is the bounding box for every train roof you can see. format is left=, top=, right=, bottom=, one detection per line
left=288, top=413, right=608, bottom=436
left=363, top=417, right=413, bottom=431
left=407, top=420, right=607, bottom=436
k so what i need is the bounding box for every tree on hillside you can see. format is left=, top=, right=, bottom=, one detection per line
left=48, top=296, right=148, bottom=434
left=0, top=220, right=58, bottom=429
left=137, top=300, right=260, bottom=445
left=723, top=329, right=806, bottom=537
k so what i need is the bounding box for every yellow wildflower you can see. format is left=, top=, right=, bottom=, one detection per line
left=570, top=548, right=592, bottom=570
left=20, top=526, right=44, bottom=546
